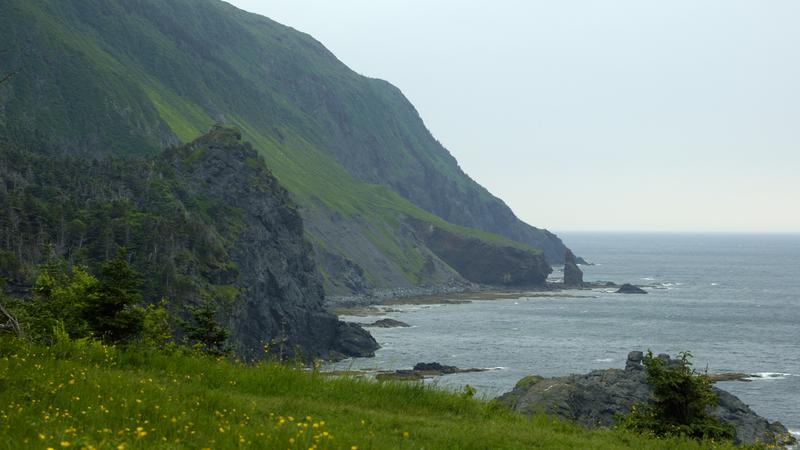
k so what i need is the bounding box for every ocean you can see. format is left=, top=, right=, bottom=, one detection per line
left=330, top=233, right=800, bottom=434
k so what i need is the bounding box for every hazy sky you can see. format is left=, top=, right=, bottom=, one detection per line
left=227, top=0, right=799, bottom=232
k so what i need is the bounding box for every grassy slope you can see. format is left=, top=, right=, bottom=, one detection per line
left=0, top=338, right=734, bottom=450
left=0, top=0, right=541, bottom=293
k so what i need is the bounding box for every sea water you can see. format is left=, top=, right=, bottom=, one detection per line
left=330, top=233, right=800, bottom=433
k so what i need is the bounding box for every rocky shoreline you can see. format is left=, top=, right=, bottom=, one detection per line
left=325, top=282, right=485, bottom=309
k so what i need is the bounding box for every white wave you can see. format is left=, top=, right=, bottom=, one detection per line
left=790, top=430, right=800, bottom=450
left=710, top=282, right=719, bottom=286
left=746, top=372, right=794, bottom=380
left=641, top=277, right=655, bottom=281
left=485, top=367, right=507, bottom=371
left=594, top=358, right=614, bottom=362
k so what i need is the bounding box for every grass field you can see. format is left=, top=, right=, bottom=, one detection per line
left=0, top=337, right=740, bottom=450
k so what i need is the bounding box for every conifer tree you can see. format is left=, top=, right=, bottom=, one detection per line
left=83, top=249, right=144, bottom=343
left=180, top=300, right=230, bottom=356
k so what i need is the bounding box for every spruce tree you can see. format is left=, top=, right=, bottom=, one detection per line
left=180, top=300, right=230, bottom=356
left=82, top=249, right=144, bottom=343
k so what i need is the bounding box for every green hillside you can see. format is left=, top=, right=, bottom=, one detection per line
left=0, top=336, right=736, bottom=450
left=0, top=0, right=565, bottom=295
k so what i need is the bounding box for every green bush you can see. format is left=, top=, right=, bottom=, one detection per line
left=28, top=263, right=96, bottom=341
left=617, top=351, right=735, bottom=441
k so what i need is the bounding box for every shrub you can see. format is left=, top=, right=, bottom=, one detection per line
left=617, top=351, right=735, bottom=441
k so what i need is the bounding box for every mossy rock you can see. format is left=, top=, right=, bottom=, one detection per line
left=515, top=374, right=545, bottom=389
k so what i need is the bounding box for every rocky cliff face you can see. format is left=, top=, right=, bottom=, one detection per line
left=161, top=126, right=378, bottom=359
left=497, top=351, right=796, bottom=446
left=410, top=220, right=552, bottom=286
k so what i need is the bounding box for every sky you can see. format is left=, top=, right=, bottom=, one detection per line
left=227, top=0, right=800, bottom=232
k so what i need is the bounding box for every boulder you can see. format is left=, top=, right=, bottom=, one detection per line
left=616, top=284, right=647, bottom=294
left=333, top=322, right=380, bottom=358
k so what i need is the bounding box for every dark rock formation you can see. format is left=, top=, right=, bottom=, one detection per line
left=413, top=362, right=461, bottom=374
left=497, top=351, right=796, bottom=446
left=164, top=126, right=378, bottom=360
left=364, top=318, right=410, bottom=328
left=332, top=322, right=379, bottom=358
left=616, top=284, right=648, bottom=294
left=410, top=219, right=552, bottom=287
left=376, top=362, right=486, bottom=381
left=563, top=249, right=584, bottom=287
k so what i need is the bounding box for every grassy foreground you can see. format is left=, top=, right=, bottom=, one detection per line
left=0, top=338, right=738, bottom=450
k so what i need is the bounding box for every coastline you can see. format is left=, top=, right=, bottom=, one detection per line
left=326, top=281, right=616, bottom=316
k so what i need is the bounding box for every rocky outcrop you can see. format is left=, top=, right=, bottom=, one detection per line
left=563, top=249, right=584, bottom=287
left=375, top=362, right=486, bottom=381
left=163, top=126, right=378, bottom=360
left=616, top=284, right=647, bottom=294
left=497, top=351, right=796, bottom=447
left=410, top=220, right=552, bottom=287
left=364, top=318, right=410, bottom=328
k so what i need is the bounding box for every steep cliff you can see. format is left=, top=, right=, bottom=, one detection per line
left=0, top=0, right=569, bottom=296
left=0, top=126, right=378, bottom=359
left=410, top=220, right=551, bottom=286
left=161, top=126, right=378, bottom=358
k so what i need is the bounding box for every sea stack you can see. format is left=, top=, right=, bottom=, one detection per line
left=564, top=249, right=584, bottom=287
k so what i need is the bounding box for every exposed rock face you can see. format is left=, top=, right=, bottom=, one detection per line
left=410, top=220, right=552, bottom=287
left=497, top=352, right=796, bottom=446
left=616, top=283, right=648, bottom=294
left=163, top=126, right=378, bottom=360
left=563, top=249, right=584, bottom=287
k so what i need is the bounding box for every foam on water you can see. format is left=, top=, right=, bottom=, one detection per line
left=746, top=372, right=794, bottom=381
left=789, top=430, right=800, bottom=450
